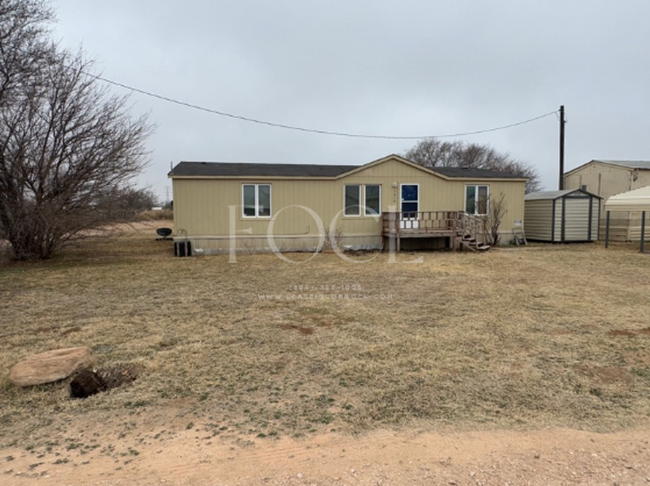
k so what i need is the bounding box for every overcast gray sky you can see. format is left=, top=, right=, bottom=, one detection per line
left=52, top=0, right=650, bottom=202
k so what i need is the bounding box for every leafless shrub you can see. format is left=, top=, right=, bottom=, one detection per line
left=483, top=192, right=507, bottom=246
left=321, top=226, right=344, bottom=252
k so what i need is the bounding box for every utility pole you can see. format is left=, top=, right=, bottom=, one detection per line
left=559, top=105, right=566, bottom=191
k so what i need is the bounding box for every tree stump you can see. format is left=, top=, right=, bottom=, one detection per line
left=69, top=370, right=107, bottom=398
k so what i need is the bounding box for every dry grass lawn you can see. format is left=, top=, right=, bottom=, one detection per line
left=1, top=224, right=650, bottom=461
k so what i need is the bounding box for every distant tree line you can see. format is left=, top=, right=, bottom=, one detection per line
left=404, top=138, right=540, bottom=193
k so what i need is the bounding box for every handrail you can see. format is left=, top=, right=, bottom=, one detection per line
left=458, top=212, right=489, bottom=246
left=382, top=210, right=462, bottom=233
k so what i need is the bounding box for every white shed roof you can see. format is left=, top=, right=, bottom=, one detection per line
left=605, top=185, right=650, bottom=212
left=525, top=188, right=600, bottom=201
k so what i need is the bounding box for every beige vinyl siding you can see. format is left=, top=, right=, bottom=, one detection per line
left=172, top=157, right=526, bottom=252
left=565, top=163, right=634, bottom=199
left=564, top=162, right=650, bottom=201
left=173, top=178, right=384, bottom=239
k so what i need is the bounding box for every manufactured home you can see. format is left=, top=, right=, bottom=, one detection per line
left=168, top=154, right=527, bottom=255
left=524, top=189, right=601, bottom=242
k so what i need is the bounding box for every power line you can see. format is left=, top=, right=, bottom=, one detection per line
left=86, top=72, right=558, bottom=140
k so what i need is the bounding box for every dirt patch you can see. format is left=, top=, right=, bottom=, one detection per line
left=575, top=365, right=634, bottom=385
left=610, top=328, right=650, bottom=337
left=548, top=329, right=573, bottom=335
left=61, top=326, right=82, bottom=336
left=3, top=424, right=650, bottom=486
left=280, top=324, right=315, bottom=335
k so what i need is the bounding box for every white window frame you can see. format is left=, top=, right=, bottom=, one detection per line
left=465, top=184, right=489, bottom=215
left=344, top=184, right=362, bottom=217
left=242, top=183, right=272, bottom=218
left=364, top=184, right=381, bottom=217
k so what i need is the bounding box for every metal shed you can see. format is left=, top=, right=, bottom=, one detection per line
left=524, top=189, right=601, bottom=242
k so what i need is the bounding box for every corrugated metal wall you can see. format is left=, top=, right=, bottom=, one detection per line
left=524, top=200, right=553, bottom=241
left=562, top=197, right=591, bottom=241
left=525, top=195, right=599, bottom=242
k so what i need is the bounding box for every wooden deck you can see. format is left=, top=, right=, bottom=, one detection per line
left=382, top=211, right=490, bottom=251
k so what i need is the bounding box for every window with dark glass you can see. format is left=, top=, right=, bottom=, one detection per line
left=242, top=184, right=272, bottom=218
left=365, top=185, right=381, bottom=216
left=258, top=185, right=271, bottom=217
left=465, top=185, right=489, bottom=215
left=344, top=185, right=361, bottom=216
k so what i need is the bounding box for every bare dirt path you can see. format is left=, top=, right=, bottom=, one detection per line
left=4, top=426, right=650, bottom=486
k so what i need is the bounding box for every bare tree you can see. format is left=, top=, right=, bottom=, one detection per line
left=0, top=0, right=53, bottom=104
left=0, top=2, right=152, bottom=260
left=405, top=138, right=541, bottom=193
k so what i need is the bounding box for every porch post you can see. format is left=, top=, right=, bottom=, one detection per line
left=641, top=211, right=646, bottom=253
left=388, top=213, right=395, bottom=254
left=605, top=211, right=610, bottom=248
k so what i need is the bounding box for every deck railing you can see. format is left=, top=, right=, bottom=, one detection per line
left=381, top=211, right=463, bottom=235
left=382, top=210, right=490, bottom=248
left=458, top=212, right=489, bottom=246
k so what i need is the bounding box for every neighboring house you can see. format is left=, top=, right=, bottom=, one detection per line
left=564, top=160, right=650, bottom=241
left=168, top=154, right=527, bottom=255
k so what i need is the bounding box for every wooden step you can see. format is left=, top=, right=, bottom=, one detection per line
left=457, top=240, right=477, bottom=252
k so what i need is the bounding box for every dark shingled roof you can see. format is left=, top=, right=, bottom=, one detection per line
left=431, top=166, right=525, bottom=179
left=169, top=161, right=358, bottom=178
left=169, top=161, right=525, bottom=179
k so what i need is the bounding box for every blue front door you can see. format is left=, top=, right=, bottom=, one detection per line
left=400, top=184, right=419, bottom=229
left=401, top=184, right=418, bottom=218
